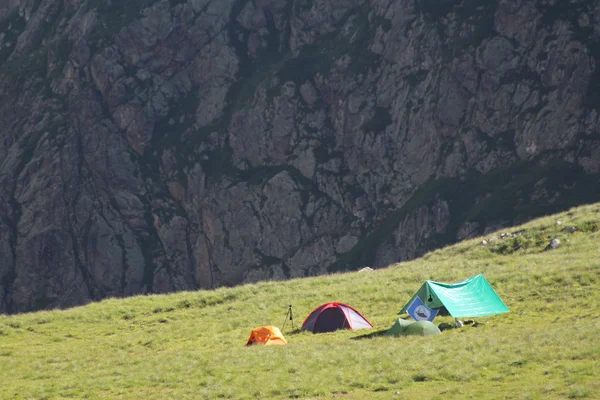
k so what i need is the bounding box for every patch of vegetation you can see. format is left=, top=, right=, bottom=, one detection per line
left=292, top=0, right=314, bottom=15
left=576, top=220, right=599, bottom=233
left=0, top=125, right=42, bottom=311
left=405, top=70, right=429, bottom=89
left=345, top=8, right=383, bottom=76
left=416, top=0, right=459, bottom=20
left=149, top=90, right=202, bottom=165
left=361, top=106, right=392, bottom=134
left=46, top=34, right=72, bottom=80
left=416, top=0, right=498, bottom=61
left=226, top=0, right=291, bottom=114
left=329, top=157, right=600, bottom=272
left=583, top=39, right=600, bottom=109
left=275, top=39, right=336, bottom=83
left=500, top=66, right=544, bottom=89
left=277, top=5, right=381, bottom=83
left=328, top=176, right=457, bottom=272
left=248, top=249, right=290, bottom=279
left=1, top=203, right=599, bottom=398
left=0, top=49, right=47, bottom=85
left=0, top=4, right=79, bottom=99
left=53, top=34, right=71, bottom=64
left=534, top=0, right=600, bottom=109
left=464, top=161, right=600, bottom=226
left=0, top=10, right=27, bottom=65
left=373, top=16, right=392, bottom=33
left=488, top=231, right=545, bottom=255
left=536, top=0, right=595, bottom=29
left=89, top=0, right=159, bottom=45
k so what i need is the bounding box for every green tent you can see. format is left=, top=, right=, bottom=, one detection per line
left=399, top=274, right=509, bottom=318
left=385, top=318, right=414, bottom=336
left=385, top=319, right=441, bottom=337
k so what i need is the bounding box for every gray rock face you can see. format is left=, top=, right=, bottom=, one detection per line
left=544, top=238, right=561, bottom=251
left=1, top=0, right=600, bottom=313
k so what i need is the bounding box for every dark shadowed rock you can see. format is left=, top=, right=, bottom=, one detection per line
left=438, top=322, right=453, bottom=332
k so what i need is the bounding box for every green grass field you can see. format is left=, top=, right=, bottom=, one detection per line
left=1, top=204, right=599, bottom=399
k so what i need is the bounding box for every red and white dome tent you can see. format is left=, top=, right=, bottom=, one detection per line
left=301, top=302, right=373, bottom=333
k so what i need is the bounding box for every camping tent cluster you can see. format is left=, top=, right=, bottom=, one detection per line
left=246, top=274, right=509, bottom=345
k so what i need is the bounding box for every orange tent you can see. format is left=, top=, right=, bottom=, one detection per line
left=246, top=326, right=287, bottom=346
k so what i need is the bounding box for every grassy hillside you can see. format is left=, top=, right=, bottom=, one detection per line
left=1, top=204, right=599, bottom=400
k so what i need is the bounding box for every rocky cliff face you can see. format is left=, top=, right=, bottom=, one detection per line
left=1, top=0, right=599, bottom=313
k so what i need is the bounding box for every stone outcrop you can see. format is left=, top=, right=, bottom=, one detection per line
left=1, top=0, right=600, bottom=313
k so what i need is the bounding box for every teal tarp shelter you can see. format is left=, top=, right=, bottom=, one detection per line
left=399, top=274, right=509, bottom=318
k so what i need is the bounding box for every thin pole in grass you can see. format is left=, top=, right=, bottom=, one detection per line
left=281, top=304, right=295, bottom=331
